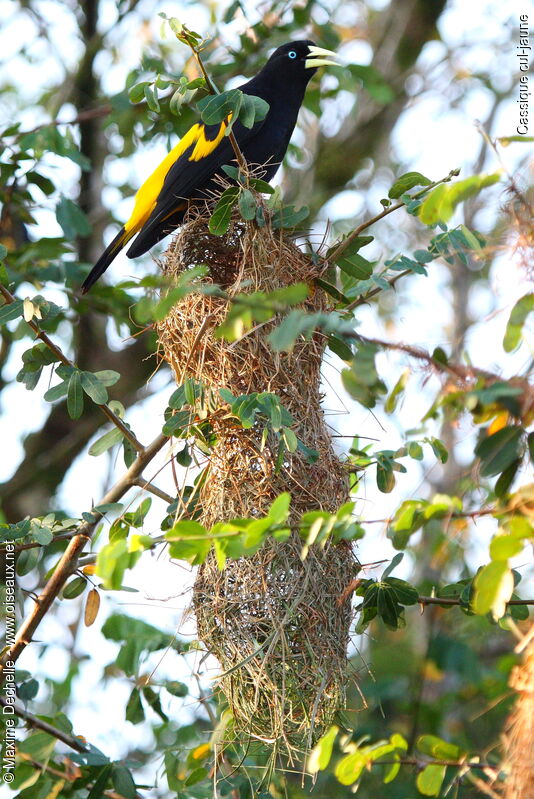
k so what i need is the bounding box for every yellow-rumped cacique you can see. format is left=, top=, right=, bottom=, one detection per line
left=81, top=40, right=339, bottom=293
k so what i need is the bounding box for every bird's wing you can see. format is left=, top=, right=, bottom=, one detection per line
left=126, top=113, right=267, bottom=257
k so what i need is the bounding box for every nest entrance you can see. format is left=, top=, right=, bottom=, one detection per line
left=157, top=209, right=357, bottom=756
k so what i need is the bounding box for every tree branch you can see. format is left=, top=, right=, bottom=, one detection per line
left=0, top=432, right=168, bottom=673
left=0, top=696, right=88, bottom=752
left=350, top=331, right=502, bottom=384
left=327, top=168, right=459, bottom=264
left=2, top=699, right=144, bottom=798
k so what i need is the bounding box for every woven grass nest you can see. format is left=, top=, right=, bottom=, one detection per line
left=157, top=205, right=357, bottom=757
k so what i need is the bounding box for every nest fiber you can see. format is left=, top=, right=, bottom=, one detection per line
left=502, top=634, right=534, bottom=799
left=157, top=208, right=356, bottom=753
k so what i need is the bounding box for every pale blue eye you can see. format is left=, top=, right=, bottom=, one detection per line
left=288, top=51, right=297, bottom=59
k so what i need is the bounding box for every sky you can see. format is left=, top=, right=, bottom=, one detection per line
left=1, top=0, right=533, bottom=782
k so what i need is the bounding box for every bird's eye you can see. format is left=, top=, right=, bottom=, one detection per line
left=288, top=50, right=297, bottom=59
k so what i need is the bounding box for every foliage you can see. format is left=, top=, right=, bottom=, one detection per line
left=0, top=2, right=533, bottom=799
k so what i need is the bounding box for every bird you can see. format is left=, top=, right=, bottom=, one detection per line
left=81, top=40, right=339, bottom=293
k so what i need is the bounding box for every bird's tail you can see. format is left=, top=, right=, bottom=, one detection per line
left=80, top=227, right=134, bottom=294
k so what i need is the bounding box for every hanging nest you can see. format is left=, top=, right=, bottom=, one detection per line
left=501, top=632, right=534, bottom=799
left=157, top=204, right=357, bottom=756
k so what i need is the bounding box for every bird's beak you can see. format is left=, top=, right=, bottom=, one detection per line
left=305, top=45, right=341, bottom=69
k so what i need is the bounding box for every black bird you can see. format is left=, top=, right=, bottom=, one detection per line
left=81, top=41, right=339, bottom=293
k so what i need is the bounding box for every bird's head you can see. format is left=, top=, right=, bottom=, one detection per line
left=260, top=40, right=341, bottom=84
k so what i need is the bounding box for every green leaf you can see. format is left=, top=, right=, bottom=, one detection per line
left=417, top=734, right=465, bottom=761
left=129, top=81, right=150, bottom=103
left=495, top=458, right=521, bottom=497
left=308, top=725, right=338, bottom=773
left=473, top=560, right=514, bottom=619
left=209, top=187, right=239, bottom=235
left=176, top=445, right=192, bottom=466
left=281, top=426, right=298, bottom=452
left=93, top=502, right=124, bottom=515
left=315, top=278, right=348, bottom=303
left=271, top=204, right=309, bottom=229
left=16, top=546, right=40, bottom=576
left=80, top=371, right=109, bottom=405
left=503, top=293, right=534, bottom=352
left=386, top=577, right=419, bottom=605
left=0, top=299, right=24, bottom=325
left=249, top=176, right=274, bottom=194
left=89, top=427, right=124, bottom=456
left=239, top=93, right=269, bottom=128
left=198, top=89, right=242, bottom=125
left=56, top=196, right=92, bottom=238
left=377, top=585, right=401, bottom=628
left=475, top=426, right=523, bottom=477
left=96, top=539, right=129, bottom=590
left=419, top=172, right=502, bottom=225
left=428, top=436, right=449, bottom=463
left=238, top=188, right=256, bottom=220
left=376, top=462, right=395, bottom=493
left=62, top=576, right=87, bottom=599
left=408, top=441, right=423, bottom=460
left=143, top=83, right=160, bottom=112
left=165, top=520, right=211, bottom=565
left=268, top=492, right=291, bottom=524
left=388, top=171, right=432, bottom=199
left=382, top=552, right=403, bottom=579
left=112, top=765, right=137, bottom=799
left=125, top=688, right=145, bottom=724
left=165, top=680, right=188, bottom=697
left=162, top=409, right=192, bottom=436
left=67, top=371, right=83, bottom=419
left=337, top=252, right=373, bottom=279
left=416, top=764, right=447, bottom=796
left=385, top=369, right=409, bottom=413
left=490, top=535, right=524, bottom=560
left=18, top=678, right=39, bottom=701
left=93, top=370, right=121, bottom=387
left=335, top=751, right=366, bottom=785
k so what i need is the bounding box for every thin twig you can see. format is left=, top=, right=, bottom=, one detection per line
left=0, top=432, right=168, bottom=672
left=327, top=168, right=460, bottom=264
left=131, top=476, right=174, bottom=504
left=364, top=755, right=496, bottom=771
left=0, top=697, right=89, bottom=752
left=0, top=282, right=144, bottom=452
left=189, top=44, right=248, bottom=174
left=348, top=330, right=499, bottom=383
left=345, top=268, right=411, bottom=311
left=362, top=507, right=498, bottom=524
left=10, top=531, right=79, bottom=552
left=418, top=596, right=534, bottom=608
left=7, top=104, right=113, bottom=142
left=23, top=758, right=139, bottom=799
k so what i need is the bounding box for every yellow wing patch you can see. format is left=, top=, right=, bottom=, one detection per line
left=189, top=119, right=228, bottom=161
left=124, top=120, right=228, bottom=234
